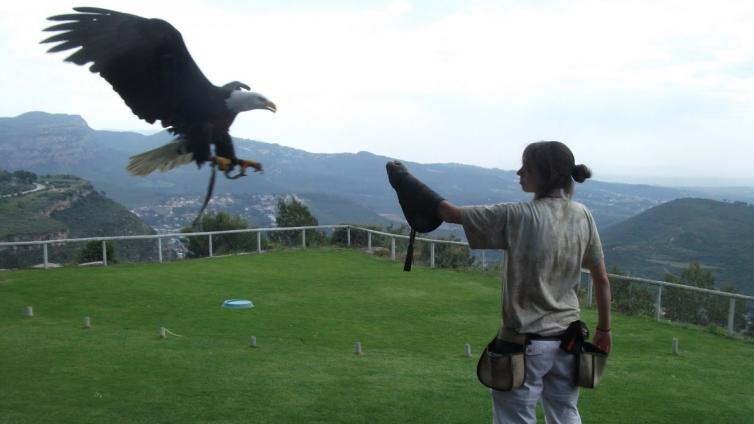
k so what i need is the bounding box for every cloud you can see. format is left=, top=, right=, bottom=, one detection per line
left=2, top=0, right=754, bottom=182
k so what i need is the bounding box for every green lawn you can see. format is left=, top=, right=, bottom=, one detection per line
left=0, top=249, right=752, bottom=423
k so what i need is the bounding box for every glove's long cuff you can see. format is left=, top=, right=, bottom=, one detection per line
left=404, top=229, right=416, bottom=272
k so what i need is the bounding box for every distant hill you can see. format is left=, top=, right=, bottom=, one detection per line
left=601, top=198, right=754, bottom=296
left=2, top=111, right=730, bottom=231
left=0, top=174, right=155, bottom=268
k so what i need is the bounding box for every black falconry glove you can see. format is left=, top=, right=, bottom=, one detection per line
left=386, top=161, right=445, bottom=271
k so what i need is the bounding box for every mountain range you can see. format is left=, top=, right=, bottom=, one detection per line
left=2, top=111, right=753, bottom=294
left=5, top=111, right=753, bottom=231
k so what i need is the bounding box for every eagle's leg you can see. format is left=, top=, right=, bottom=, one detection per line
left=210, top=156, right=263, bottom=180
left=211, top=156, right=233, bottom=171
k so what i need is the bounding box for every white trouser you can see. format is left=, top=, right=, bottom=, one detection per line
left=491, top=340, right=581, bottom=424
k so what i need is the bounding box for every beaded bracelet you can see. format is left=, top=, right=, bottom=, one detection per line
left=596, top=327, right=611, bottom=332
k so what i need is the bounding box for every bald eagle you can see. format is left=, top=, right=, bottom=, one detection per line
left=41, top=7, right=276, bottom=224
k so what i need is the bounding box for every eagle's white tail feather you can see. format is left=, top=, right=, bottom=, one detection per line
left=126, top=139, right=194, bottom=177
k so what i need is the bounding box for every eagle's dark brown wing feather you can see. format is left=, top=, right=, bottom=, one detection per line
left=42, top=7, right=218, bottom=128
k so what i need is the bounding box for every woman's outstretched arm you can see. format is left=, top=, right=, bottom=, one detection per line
left=437, top=200, right=462, bottom=224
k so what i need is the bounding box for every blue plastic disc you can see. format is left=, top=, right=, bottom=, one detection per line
left=222, top=299, right=254, bottom=309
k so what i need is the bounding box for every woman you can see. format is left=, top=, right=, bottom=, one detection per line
left=436, top=141, right=612, bottom=423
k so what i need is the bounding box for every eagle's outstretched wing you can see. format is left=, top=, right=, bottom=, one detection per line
left=42, top=7, right=218, bottom=129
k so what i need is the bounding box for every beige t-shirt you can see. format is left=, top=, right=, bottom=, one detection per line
left=461, top=198, right=604, bottom=336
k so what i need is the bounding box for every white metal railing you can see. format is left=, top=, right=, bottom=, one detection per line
left=586, top=271, right=753, bottom=336
left=1, top=224, right=752, bottom=335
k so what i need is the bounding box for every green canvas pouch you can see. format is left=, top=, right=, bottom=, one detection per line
left=577, top=342, right=608, bottom=388
left=476, top=328, right=527, bottom=391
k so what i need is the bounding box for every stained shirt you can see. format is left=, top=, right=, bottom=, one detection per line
left=460, top=198, right=604, bottom=336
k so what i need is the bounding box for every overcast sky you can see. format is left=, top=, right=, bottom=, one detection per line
left=2, top=0, right=754, bottom=186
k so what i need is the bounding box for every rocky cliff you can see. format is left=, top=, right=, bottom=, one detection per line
left=0, top=112, right=100, bottom=170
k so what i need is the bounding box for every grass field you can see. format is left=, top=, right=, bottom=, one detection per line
left=1, top=249, right=752, bottom=423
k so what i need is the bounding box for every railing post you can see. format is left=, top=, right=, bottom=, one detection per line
left=347, top=227, right=351, bottom=247
left=158, top=238, right=163, bottom=263
left=391, top=237, right=395, bottom=261
left=368, top=233, right=372, bottom=252
left=302, top=229, right=306, bottom=249
left=208, top=234, right=213, bottom=258
left=257, top=231, right=262, bottom=254
left=655, top=287, right=662, bottom=321
left=101, top=240, right=107, bottom=266
left=727, top=298, right=736, bottom=336
left=482, top=250, right=486, bottom=270
left=430, top=242, right=435, bottom=268
left=43, top=243, right=48, bottom=269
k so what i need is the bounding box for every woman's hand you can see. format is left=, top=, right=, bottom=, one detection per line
left=593, top=327, right=612, bottom=354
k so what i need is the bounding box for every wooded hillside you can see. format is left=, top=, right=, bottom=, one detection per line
left=601, top=198, right=754, bottom=295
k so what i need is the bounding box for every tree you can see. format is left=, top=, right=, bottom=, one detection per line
left=418, top=234, right=475, bottom=270
left=705, top=283, right=747, bottom=332
left=269, top=197, right=326, bottom=247
left=609, top=265, right=655, bottom=317
left=11, top=170, right=37, bottom=184
left=180, top=211, right=265, bottom=258
left=664, top=263, right=747, bottom=332
left=663, top=262, right=715, bottom=326
left=381, top=223, right=411, bottom=251
left=75, top=240, right=118, bottom=264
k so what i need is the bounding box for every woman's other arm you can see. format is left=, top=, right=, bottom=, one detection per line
left=590, top=261, right=612, bottom=354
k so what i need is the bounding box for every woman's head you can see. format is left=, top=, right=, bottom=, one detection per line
left=518, top=141, right=592, bottom=199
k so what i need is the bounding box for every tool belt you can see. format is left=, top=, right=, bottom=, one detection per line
left=476, top=322, right=608, bottom=391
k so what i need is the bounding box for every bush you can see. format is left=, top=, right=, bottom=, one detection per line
left=663, top=263, right=746, bottom=331
left=75, top=240, right=117, bottom=264
left=609, top=265, right=655, bottom=317
left=706, top=323, right=722, bottom=335
left=417, top=234, right=475, bottom=270
left=332, top=223, right=379, bottom=247
left=331, top=223, right=399, bottom=248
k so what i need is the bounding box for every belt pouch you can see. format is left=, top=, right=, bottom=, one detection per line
left=577, top=342, right=608, bottom=388
left=476, top=329, right=526, bottom=391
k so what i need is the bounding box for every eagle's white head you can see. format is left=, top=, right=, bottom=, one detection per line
left=226, top=91, right=277, bottom=114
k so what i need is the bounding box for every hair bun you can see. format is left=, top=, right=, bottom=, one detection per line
left=571, top=164, right=592, bottom=183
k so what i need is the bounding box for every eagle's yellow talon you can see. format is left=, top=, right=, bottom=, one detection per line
left=213, top=157, right=262, bottom=179
left=239, top=159, right=263, bottom=174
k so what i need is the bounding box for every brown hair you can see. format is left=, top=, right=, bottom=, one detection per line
left=522, top=141, right=592, bottom=199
